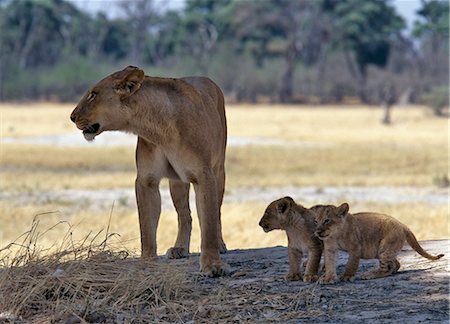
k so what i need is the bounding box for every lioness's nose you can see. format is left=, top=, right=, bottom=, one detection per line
left=70, top=113, right=77, bottom=123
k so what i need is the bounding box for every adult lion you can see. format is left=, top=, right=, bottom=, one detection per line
left=70, top=66, right=228, bottom=277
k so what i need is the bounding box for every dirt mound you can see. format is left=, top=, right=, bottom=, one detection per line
left=0, top=238, right=448, bottom=323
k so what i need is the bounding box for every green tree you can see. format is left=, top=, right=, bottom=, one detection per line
left=234, top=0, right=326, bottom=103
left=324, top=0, right=405, bottom=103
left=413, top=0, right=449, bottom=83
left=174, top=0, right=234, bottom=73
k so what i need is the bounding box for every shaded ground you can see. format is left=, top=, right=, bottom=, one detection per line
left=1, top=240, right=447, bottom=323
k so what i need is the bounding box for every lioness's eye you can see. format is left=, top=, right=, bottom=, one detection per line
left=324, top=219, right=331, bottom=225
left=87, top=92, right=97, bottom=102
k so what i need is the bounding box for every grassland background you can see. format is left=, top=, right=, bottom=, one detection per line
left=0, top=103, right=448, bottom=255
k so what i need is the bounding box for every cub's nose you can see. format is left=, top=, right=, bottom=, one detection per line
left=70, top=114, right=76, bottom=123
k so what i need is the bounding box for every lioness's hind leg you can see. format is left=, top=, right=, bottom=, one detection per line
left=167, top=180, right=192, bottom=259
left=215, top=164, right=227, bottom=254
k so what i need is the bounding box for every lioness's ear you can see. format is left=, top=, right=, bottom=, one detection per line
left=337, top=203, right=349, bottom=217
left=114, top=66, right=145, bottom=99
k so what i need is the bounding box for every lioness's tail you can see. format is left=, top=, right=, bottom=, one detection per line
left=404, top=228, right=444, bottom=260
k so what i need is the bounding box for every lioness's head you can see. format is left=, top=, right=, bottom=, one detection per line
left=259, top=196, right=302, bottom=232
left=312, top=203, right=349, bottom=240
left=70, top=66, right=145, bottom=141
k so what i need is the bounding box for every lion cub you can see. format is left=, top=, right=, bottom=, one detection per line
left=313, top=203, right=444, bottom=284
left=259, top=197, right=323, bottom=282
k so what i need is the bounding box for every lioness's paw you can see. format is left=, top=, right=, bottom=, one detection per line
left=166, top=247, right=189, bottom=259
left=303, top=274, right=319, bottom=283
left=340, top=274, right=356, bottom=282
left=201, top=261, right=230, bottom=278
left=219, top=240, right=228, bottom=254
left=319, top=274, right=338, bottom=284
left=285, top=272, right=302, bottom=281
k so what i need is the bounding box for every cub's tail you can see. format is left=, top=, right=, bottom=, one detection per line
left=404, top=228, right=444, bottom=260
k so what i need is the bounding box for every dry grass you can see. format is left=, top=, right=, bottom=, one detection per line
left=1, top=200, right=447, bottom=257
left=0, top=218, right=199, bottom=322
left=0, top=102, right=75, bottom=137
left=1, top=104, right=447, bottom=191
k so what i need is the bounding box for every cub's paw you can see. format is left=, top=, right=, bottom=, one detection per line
left=303, top=274, right=319, bottom=283
left=361, top=271, right=382, bottom=280
left=201, top=261, right=230, bottom=278
left=319, top=274, right=338, bottom=284
left=285, top=272, right=302, bottom=281
left=340, top=274, right=356, bottom=282
left=166, top=247, right=189, bottom=259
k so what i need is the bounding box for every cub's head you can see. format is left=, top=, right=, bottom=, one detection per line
left=312, top=203, right=349, bottom=240
left=259, top=196, right=298, bottom=232
left=70, top=66, right=145, bottom=141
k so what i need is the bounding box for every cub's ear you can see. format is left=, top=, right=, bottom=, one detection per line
left=336, top=203, right=349, bottom=217
left=278, top=197, right=294, bottom=214
left=277, top=197, right=293, bottom=223
left=114, top=66, right=145, bottom=99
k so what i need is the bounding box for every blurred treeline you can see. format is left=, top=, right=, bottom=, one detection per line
left=0, top=0, right=448, bottom=109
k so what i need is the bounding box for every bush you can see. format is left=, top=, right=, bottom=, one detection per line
left=421, top=86, right=449, bottom=117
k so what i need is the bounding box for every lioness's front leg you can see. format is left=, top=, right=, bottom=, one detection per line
left=135, top=178, right=161, bottom=258
left=193, top=170, right=229, bottom=277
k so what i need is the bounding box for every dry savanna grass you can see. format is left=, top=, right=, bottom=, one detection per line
left=0, top=103, right=448, bottom=245
left=1, top=104, right=447, bottom=191
left=0, top=199, right=447, bottom=256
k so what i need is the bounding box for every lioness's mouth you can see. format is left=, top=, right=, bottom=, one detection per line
left=82, top=123, right=101, bottom=141
left=83, top=123, right=100, bottom=134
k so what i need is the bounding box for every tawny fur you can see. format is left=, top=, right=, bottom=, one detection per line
left=259, top=197, right=323, bottom=282
left=312, top=203, right=444, bottom=284
left=71, top=66, right=228, bottom=277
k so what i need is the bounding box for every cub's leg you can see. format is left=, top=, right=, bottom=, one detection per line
left=304, top=245, right=322, bottom=283
left=320, top=243, right=338, bottom=284
left=362, top=240, right=401, bottom=280
left=286, top=247, right=302, bottom=281
left=214, top=164, right=227, bottom=254
left=167, top=180, right=192, bottom=259
left=340, top=252, right=360, bottom=282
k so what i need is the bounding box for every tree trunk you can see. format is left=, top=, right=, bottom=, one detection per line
left=357, top=64, right=368, bottom=104
left=279, top=43, right=297, bottom=103
left=382, top=103, right=392, bottom=125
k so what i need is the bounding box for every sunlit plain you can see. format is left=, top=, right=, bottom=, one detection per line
left=0, top=103, right=448, bottom=254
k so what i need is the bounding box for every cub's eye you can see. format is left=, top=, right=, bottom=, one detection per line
left=87, top=92, right=97, bottom=102
left=323, top=219, right=331, bottom=225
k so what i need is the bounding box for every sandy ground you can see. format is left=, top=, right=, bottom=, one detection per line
left=164, top=240, right=449, bottom=323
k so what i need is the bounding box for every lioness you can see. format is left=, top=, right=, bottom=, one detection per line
left=70, top=66, right=228, bottom=277
left=259, top=197, right=323, bottom=282
left=313, top=203, right=444, bottom=284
